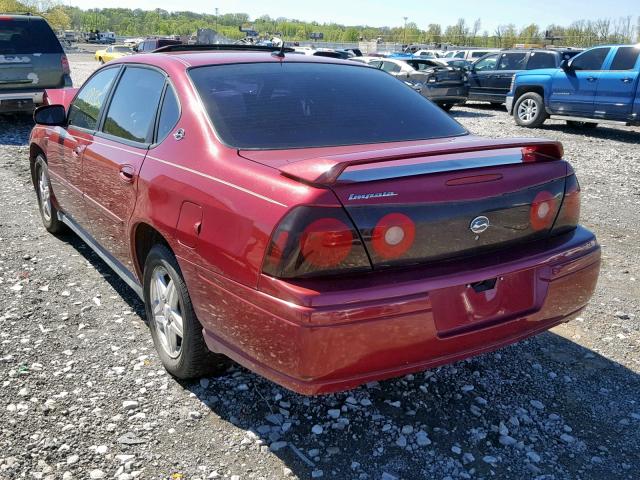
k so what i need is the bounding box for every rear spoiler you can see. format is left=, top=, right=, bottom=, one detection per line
left=279, top=137, right=564, bottom=185
left=44, top=87, right=79, bottom=110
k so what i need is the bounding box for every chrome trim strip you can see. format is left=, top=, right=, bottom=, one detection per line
left=58, top=212, right=143, bottom=299
left=338, top=154, right=525, bottom=183
left=145, top=155, right=288, bottom=207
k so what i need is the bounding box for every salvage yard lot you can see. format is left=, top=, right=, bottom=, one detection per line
left=0, top=53, right=639, bottom=480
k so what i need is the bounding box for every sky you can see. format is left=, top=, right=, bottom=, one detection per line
left=66, top=0, right=638, bottom=32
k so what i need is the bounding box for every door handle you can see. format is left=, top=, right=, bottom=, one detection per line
left=587, top=76, right=597, bottom=82
left=621, top=77, right=632, bottom=83
left=119, top=165, right=135, bottom=183
left=72, top=145, right=84, bottom=156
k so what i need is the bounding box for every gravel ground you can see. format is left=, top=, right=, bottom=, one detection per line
left=1, top=53, right=639, bottom=480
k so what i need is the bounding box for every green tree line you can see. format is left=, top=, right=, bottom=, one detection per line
left=1, top=0, right=637, bottom=47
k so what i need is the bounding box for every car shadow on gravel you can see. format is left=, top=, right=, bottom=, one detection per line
left=540, top=124, right=640, bottom=145
left=58, top=229, right=145, bottom=315
left=0, top=114, right=34, bottom=146
left=450, top=109, right=495, bottom=119
left=179, top=330, right=640, bottom=479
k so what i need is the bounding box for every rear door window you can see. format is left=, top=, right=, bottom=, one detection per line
left=0, top=17, right=62, bottom=54
left=609, top=46, right=640, bottom=71
left=68, top=67, right=119, bottom=130
left=526, top=52, right=557, bottom=69
left=498, top=52, right=527, bottom=70
left=102, top=67, right=165, bottom=143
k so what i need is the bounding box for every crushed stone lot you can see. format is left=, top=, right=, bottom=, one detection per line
left=0, top=53, right=639, bottom=480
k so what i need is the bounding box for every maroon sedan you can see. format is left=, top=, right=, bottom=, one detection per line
left=29, top=46, right=600, bottom=395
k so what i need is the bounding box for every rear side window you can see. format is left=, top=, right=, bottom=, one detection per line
left=156, top=85, right=180, bottom=141
left=526, top=52, right=557, bottom=70
left=189, top=62, right=467, bottom=149
left=381, top=61, right=401, bottom=73
left=102, top=67, right=165, bottom=143
left=0, top=17, right=62, bottom=55
left=470, top=51, right=488, bottom=58
left=571, top=47, right=610, bottom=71
left=68, top=68, right=119, bottom=130
left=498, top=53, right=527, bottom=70
left=609, top=47, right=640, bottom=71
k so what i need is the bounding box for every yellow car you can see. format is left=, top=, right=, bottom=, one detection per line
left=95, top=45, right=132, bottom=64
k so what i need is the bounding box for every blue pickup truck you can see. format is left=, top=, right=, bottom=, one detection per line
left=506, top=44, right=640, bottom=128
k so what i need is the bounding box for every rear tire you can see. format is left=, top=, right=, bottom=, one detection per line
left=143, top=244, right=229, bottom=379
left=99, top=57, right=104, bottom=64
left=513, top=92, right=548, bottom=128
left=34, top=155, right=66, bottom=235
left=566, top=120, right=598, bottom=129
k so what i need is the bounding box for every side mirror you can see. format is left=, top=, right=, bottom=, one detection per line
left=34, top=104, right=66, bottom=126
left=560, top=59, right=572, bottom=71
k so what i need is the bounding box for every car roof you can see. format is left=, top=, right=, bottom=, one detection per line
left=0, top=13, right=46, bottom=20
left=114, top=50, right=358, bottom=69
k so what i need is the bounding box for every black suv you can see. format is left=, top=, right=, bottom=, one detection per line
left=135, top=38, right=183, bottom=53
left=467, top=48, right=582, bottom=104
left=0, top=14, right=71, bottom=113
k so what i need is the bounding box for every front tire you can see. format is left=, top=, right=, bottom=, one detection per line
left=143, top=244, right=229, bottom=379
left=513, top=92, right=548, bottom=128
left=566, top=120, right=598, bottom=129
left=34, top=155, right=66, bottom=234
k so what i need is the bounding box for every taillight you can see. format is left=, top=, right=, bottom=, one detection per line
left=61, top=54, right=71, bottom=75
left=522, top=143, right=564, bottom=162
left=262, top=207, right=371, bottom=278
left=371, top=213, right=416, bottom=259
left=552, top=174, right=581, bottom=234
left=530, top=190, right=559, bottom=231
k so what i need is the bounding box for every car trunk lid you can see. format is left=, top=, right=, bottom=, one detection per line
left=240, top=136, right=569, bottom=269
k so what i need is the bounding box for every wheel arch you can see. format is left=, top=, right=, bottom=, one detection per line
left=513, top=84, right=545, bottom=106
left=29, top=143, right=46, bottom=188
left=132, top=222, right=173, bottom=281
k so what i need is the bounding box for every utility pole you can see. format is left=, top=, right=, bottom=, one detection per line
left=215, top=8, right=219, bottom=32
left=403, top=16, right=408, bottom=46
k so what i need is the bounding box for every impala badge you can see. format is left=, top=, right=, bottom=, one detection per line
left=469, top=216, right=490, bottom=234
left=347, top=191, right=398, bottom=201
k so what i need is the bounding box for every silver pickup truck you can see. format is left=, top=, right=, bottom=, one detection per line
left=0, top=14, right=72, bottom=113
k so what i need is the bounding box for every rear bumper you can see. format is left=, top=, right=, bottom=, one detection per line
left=423, top=85, right=468, bottom=104
left=187, top=227, right=600, bottom=395
left=0, top=90, right=44, bottom=113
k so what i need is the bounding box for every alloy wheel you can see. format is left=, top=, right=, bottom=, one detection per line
left=517, top=98, right=538, bottom=122
left=38, top=167, right=52, bottom=222
left=149, top=265, right=184, bottom=358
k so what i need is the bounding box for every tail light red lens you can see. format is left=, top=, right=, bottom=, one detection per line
left=371, top=213, right=416, bottom=259
left=530, top=190, right=559, bottom=231
left=262, top=207, right=371, bottom=278
left=522, top=142, right=564, bottom=162
left=552, top=174, right=581, bottom=234
left=61, top=54, right=71, bottom=75
left=300, top=218, right=354, bottom=268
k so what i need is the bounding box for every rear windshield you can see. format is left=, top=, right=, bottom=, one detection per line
left=0, top=17, right=62, bottom=55
left=189, top=62, right=467, bottom=149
